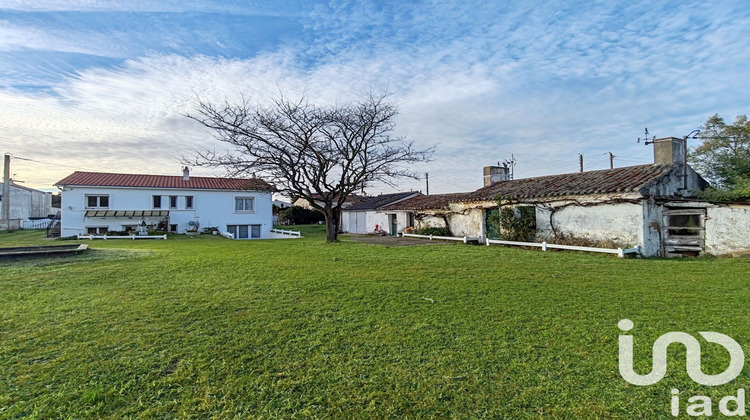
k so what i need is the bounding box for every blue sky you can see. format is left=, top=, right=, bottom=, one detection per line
left=1, top=0, right=749, bottom=194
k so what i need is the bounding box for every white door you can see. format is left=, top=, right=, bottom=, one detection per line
left=350, top=212, right=367, bottom=233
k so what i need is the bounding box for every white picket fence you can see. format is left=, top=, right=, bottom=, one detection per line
left=485, top=238, right=641, bottom=258
left=77, top=234, right=167, bottom=240
left=401, top=232, right=480, bottom=243
left=270, top=228, right=302, bottom=238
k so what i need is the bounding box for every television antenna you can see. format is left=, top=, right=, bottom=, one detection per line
left=637, top=127, right=656, bottom=145
left=500, top=154, right=517, bottom=180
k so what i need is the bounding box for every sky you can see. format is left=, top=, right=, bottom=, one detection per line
left=1, top=0, right=749, bottom=195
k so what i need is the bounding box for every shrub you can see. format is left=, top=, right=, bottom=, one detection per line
left=487, top=206, right=536, bottom=241
left=280, top=206, right=326, bottom=225
left=416, top=226, right=452, bottom=237
left=547, top=232, right=623, bottom=249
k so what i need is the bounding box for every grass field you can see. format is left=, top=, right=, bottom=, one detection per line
left=1, top=227, right=749, bottom=418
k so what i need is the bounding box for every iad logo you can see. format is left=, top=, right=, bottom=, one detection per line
left=618, top=319, right=744, bottom=386
left=618, top=319, right=747, bottom=417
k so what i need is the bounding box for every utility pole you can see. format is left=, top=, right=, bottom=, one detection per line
left=2, top=154, right=10, bottom=230
left=579, top=154, right=584, bottom=173
left=425, top=172, right=429, bottom=195
left=609, top=152, right=615, bottom=169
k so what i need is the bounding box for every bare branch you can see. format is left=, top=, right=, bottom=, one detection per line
left=183, top=91, right=434, bottom=241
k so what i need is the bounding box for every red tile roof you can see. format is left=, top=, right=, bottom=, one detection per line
left=55, top=171, right=273, bottom=191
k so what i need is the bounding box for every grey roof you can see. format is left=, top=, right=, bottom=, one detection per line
left=381, top=193, right=467, bottom=211
left=344, top=192, right=420, bottom=211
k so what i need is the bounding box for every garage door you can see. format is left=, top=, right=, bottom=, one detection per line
left=349, top=212, right=368, bottom=234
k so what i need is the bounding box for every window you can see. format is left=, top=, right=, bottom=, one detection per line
left=667, top=213, right=704, bottom=237
left=153, top=195, right=162, bottom=209
left=234, top=196, right=255, bottom=213
left=86, top=226, right=108, bottom=234
left=169, top=224, right=178, bottom=233
left=185, top=196, right=194, bottom=209
left=85, top=195, right=109, bottom=209
left=169, top=196, right=178, bottom=209
left=227, top=224, right=262, bottom=239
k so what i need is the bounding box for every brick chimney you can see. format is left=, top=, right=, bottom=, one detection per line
left=483, top=165, right=510, bottom=187
left=653, top=137, right=686, bottom=165
left=182, top=166, right=190, bottom=181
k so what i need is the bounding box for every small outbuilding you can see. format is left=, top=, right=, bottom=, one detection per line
left=341, top=192, right=422, bottom=235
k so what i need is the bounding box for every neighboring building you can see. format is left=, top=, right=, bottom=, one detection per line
left=379, top=193, right=468, bottom=233
left=341, top=192, right=422, bottom=235
left=293, top=193, right=363, bottom=210
left=54, top=168, right=274, bottom=239
left=376, top=137, right=750, bottom=257
left=0, top=181, right=54, bottom=224
left=272, top=199, right=292, bottom=224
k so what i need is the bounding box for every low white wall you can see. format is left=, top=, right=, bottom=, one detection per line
left=705, top=204, right=750, bottom=255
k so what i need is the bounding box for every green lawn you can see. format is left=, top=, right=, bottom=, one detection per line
left=1, top=228, right=749, bottom=418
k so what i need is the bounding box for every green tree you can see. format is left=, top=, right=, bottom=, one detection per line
left=692, top=114, right=750, bottom=186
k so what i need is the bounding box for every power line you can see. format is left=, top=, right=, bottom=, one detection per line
left=10, top=155, right=81, bottom=170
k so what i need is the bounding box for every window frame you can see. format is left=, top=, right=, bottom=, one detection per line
left=234, top=196, right=255, bottom=213
left=185, top=195, right=194, bottom=209
left=153, top=195, right=162, bottom=209
left=86, top=226, right=108, bottom=234
left=226, top=224, right=262, bottom=239
left=85, top=194, right=110, bottom=209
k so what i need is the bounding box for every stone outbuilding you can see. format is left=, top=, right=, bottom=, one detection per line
left=381, top=137, right=750, bottom=257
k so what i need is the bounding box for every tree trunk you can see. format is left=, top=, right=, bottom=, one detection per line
left=324, top=206, right=339, bottom=242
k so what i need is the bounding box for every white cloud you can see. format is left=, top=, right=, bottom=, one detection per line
left=2, top=0, right=749, bottom=193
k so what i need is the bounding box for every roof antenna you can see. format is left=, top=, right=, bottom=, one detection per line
left=637, top=127, right=656, bottom=145
left=502, top=154, right=516, bottom=180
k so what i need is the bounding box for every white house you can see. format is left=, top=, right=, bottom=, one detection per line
left=0, top=181, right=54, bottom=228
left=55, top=168, right=274, bottom=239
left=341, top=192, right=422, bottom=235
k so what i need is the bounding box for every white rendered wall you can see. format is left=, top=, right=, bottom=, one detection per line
left=0, top=183, right=53, bottom=220
left=705, top=204, right=750, bottom=255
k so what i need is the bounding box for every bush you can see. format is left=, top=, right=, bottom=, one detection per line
left=487, top=206, right=536, bottom=242
left=280, top=206, right=326, bottom=225
left=547, top=232, right=623, bottom=249
left=416, top=226, right=452, bottom=237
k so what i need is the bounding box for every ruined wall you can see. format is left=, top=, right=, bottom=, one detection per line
left=704, top=204, right=750, bottom=255
left=641, top=199, right=664, bottom=257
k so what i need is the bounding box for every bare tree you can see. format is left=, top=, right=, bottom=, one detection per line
left=184, top=92, right=433, bottom=242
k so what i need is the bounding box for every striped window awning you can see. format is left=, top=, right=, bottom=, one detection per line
left=84, top=210, right=170, bottom=218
